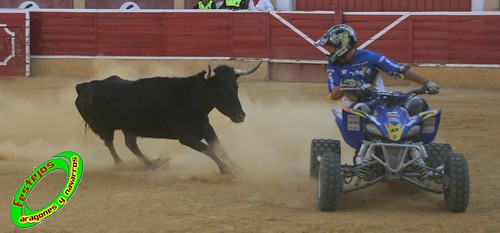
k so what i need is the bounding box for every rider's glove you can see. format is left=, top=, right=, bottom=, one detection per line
left=424, top=81, right=440, bottom=94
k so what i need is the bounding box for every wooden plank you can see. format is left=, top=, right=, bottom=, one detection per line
left=277, top=13, right=336, bottom=21
left=461, top=0, right=472, bottom=11
left=449, top=21, right=500, bottom=31
left=368, top=40, right=409, bottom=49
left=344, top=15, right=401, bottom=22
left=97, top=18, right=164, bottom=27
left=32, top=12, right=93, bottom=19
left=416, top=0, right=425, bottom=11
left=165, top=45, right=231, bottom=57
left=338, top=0, right=347, bottom=10
left=271, top=46, right=319, bottom=60
left=450, top=0, right=460, bottom=11
left=233, top=37, right=268, bottom=46
left=449, top=40, right=500, bottom=50
left=233, top=46, right=268, bottom=55
left=270, top=36, right=314, bottom=46
left=37, top=43, right=96, bottom=55
left=412, top=49, right=449, bottom=60
left=449, top=15, right=500, bottom=22
left=37, top=17, right=95, bottom=26
left=97, top=34, right=164, bottom=43
left=434, top=0, right=443, bottom=11
left=442, top=0, right=451, bottom=9
left=407, top=0, right=417, bottom=11
left=424, top=0, right=432, bottom=11
left=413, top=40, right=449, bottom=50
left=165, top=25, right=231, bottom=33
left=296, top=0, right=307, bottom=10
left=449, top=50, right=499, bottom=63
left=234, top=28, right=269, bottom=36
left=400, top=0, right=408, bottom=11
left=382, top=0, right=391, bottom=11
left=96, top=26, right=164, bottom=35
left=97, top=49, right=165, bottom=56
left=322, top=0, right=331, bottom=10
left=314, top=0, right=323, bottom=10
left=165, top=19, right=231, bottom=27
left=450, top=31, right=500, bottom=40
left=39, top=26, right=96, bottom=35
left=346, top=0, right=355, bottom=11
left=412, top=31, right=448, bottom=39
left=38, top=34, right=96, bottom=43
left=412, top=21, right=448, bottom=30
left=391, top=0, right=400, bottom=11
left=165, top=36, right=232, bottom=44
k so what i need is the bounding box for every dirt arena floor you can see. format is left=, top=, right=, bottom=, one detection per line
left=1, top=68, right=499, bottom=232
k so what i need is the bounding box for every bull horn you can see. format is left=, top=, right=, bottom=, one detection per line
left=234, top=61, right=262, bottom=76
left=204, top=65, right=216, bottom=79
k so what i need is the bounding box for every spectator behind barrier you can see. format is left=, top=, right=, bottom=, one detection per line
left=219, top=0, right=248, bottom=9
left=248, top=0, right=274, bottom=11
left=193, top=0, right=217, bottom=9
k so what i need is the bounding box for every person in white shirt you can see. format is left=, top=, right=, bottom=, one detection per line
left=248, top=0, right=274, bottom=11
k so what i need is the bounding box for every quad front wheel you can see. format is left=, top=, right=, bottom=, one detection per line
left=317, top=153, right=342, bottom=211
left=443, top=152, right=469, bottom=212
left=425, top=143, right=452, bottom=168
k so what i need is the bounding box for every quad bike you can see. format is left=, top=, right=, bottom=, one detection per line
left=310, top=86, right=469, bottom=212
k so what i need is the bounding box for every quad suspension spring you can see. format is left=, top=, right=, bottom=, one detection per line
left=415, top=163, right=427, bottom=179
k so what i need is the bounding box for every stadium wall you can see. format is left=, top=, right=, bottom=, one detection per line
left=1, top=9, right=499, bottom=88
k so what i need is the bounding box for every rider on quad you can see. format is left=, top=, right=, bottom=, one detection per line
left=314, top=24, right=441, bottom=115
left=311, top=25, right=469, bottom=213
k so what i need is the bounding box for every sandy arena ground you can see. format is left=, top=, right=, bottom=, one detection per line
left=0, top=68, right=499, bottom=232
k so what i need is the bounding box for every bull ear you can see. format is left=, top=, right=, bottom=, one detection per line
left=234, top=61, right=262, bottom=76
left=204, top=65, right=216, bottom=79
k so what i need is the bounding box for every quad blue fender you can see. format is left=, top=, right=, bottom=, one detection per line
left=418, top=109, right=441, bottom=144
left=332, top=107, right=368, bottom=149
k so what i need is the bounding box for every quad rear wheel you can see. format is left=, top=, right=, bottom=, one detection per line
left=317, top=153, right=342, bottom=211
left=310, top=139, right=341, bottom=178
left=443, top=152, right=469, bottom=212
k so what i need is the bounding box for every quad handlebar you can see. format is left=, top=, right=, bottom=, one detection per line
left=339, top=85, right=433, bottom=106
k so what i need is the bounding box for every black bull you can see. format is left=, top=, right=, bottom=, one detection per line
left=75, top=62, right=261, bottom=175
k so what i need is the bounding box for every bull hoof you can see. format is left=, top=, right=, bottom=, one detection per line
left=145, top=161, right=160, bottom=169
left=221, top=166, right=240, bottom=177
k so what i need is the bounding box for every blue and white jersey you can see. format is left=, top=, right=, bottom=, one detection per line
left=326, top=49, right=407, bottom=105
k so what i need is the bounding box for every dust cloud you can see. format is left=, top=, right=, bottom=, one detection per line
left=0, top=70, right=346, bottom=199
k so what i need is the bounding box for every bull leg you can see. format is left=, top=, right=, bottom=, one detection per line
left=100, top=132, right=122, bottom=165
left=104, top=140, right=122, bottom=165
left=122, top=131, right=158, bottom=169
left=204, top=125, right=240, bottom=171
left=178, top=135, right=234, bottom=175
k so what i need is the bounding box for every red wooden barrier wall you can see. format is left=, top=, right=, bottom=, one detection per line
left=296, top=0, right=472, bottom=11
left=0, top=11, right=28, bottom=76
left=28, top=11, right=500, bottom=65
left=85, top=0, right=174, bottom=9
